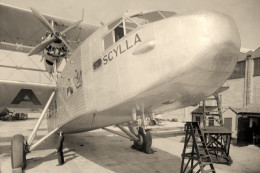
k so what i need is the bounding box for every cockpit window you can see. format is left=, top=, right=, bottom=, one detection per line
left=159, top=11, right=176, bottom=18
left=108, top=18, right=122, bottom=30
left=103, top=22, right=125, bottom=50
left=103, top=10, right=176, bottom=50
left=114, top=23, right=124, bottom=42
left=125, top=18, right=138, bottom=34
left=130, top=11, right=164, bottom=25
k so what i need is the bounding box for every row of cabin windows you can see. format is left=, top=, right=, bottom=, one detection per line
left=229, top=57, right=260, bottom=79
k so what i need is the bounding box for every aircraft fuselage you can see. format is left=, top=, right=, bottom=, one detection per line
left=46, top=10, right=240, bottom=134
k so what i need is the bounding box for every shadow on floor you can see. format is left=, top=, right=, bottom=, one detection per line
left=26, top=150, right=78, bottom=170
left=63, top=132, right=182, bottom=173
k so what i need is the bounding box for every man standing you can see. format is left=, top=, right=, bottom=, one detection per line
left=57, top=131, right=64, bottom=165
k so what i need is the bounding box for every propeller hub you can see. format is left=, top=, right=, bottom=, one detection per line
left=55, top=32, right=60, bottom=37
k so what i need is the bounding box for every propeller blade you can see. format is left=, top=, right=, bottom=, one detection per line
left=58, top=36, right=72, bottom=50
left=28, top=36, right=56, bottom=56
left=30, top=7, right=56, bottom=34
left=61, top=20, right=82, bottom=35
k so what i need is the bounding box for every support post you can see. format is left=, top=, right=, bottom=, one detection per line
left=141, top=112, right=146, bottom=128
left=213, top=93, right=223, bottom=126
left=27, top=91, right=55, bottom=145
left=202, top=100, right=206, bottom=128
left=150, top=112, right=155, bottom=121
left=131, top=109, right=137, bottom=121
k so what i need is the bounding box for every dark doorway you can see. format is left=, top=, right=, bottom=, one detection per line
left=237, top=117, right=250, bottom=145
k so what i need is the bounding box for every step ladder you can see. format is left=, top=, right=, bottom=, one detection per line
left=180, top=122, right=216, bottom=173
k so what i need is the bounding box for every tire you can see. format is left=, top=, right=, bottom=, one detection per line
left=149, top=120, right=157, bottom=126
left=11, top=134, right=26, bottom=169
left=134, top=127, right=146, bottom=151
left=144, top=129, right=153, bottom=154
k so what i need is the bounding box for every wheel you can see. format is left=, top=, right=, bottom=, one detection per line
left=134, top=127, right=145, bottom=151
left=11, top=134, right=26, bottom=169
left=149, top=119, right=157, bottom=126
left=133, top=127, right=154, bottom=154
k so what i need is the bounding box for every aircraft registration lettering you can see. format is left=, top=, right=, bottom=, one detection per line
left=11, top=89, right=41, bottom=105
left=103, top=33, right=141, bottom=65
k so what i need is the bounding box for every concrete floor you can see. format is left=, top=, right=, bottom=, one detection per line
left=1, top=115, right=260, bottom=173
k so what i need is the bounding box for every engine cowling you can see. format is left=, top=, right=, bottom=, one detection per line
left=43, top=42, right=67, bottom=73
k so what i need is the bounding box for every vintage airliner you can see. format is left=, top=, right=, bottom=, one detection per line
left=0, top=3, right=240, bottom=171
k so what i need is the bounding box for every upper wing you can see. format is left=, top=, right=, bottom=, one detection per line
left=0, top=3, right=99, bottom=54
left=0, top=80, right=56, bottom=112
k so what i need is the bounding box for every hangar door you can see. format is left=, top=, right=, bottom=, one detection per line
left=237, top=117, right=250, bottom=145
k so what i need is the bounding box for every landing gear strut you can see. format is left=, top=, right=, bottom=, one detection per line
left=10, top=91, right=57, bottom=172
left=103, top=122, right=154, bottom=154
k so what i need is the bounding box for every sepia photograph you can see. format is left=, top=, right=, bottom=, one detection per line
left=0, top=0, right=260, bottom=172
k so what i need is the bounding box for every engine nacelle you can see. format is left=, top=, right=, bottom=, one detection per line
left=43, top=42, right=68, bottom=73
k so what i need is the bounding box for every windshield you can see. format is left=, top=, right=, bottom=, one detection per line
left=130, top=11, right=176, bottom=25
left=103, top=10, right=176, bottom=50
left=131, top=11, right=164, bottom=25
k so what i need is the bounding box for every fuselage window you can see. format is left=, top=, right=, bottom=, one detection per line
left=93, top=58, right=102, bottom=70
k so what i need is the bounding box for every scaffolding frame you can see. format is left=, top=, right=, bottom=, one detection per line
left=199, top=93, right=232, bottom=165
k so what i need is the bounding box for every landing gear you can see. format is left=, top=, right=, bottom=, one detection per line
left=103, top=123, right=154, bottom=154
left=133, top=127, right=154, bottom=154
left=11, top=134, right=27, bottom=171
left=9, top=91, right=57, bottom=172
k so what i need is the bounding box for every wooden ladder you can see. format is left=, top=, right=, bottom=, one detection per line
left=180, top=122, right=216, bottom=173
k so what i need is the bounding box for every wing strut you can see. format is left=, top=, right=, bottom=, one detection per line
left=27, top=91, right=56, bottom=146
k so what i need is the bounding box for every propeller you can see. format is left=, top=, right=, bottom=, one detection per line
left=28, top=7, right=82, bottom=56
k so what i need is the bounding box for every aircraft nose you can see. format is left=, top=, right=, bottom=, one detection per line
left=180, top=10, right=240, bottom=71
left=158, top=10, right=241, bottom=79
